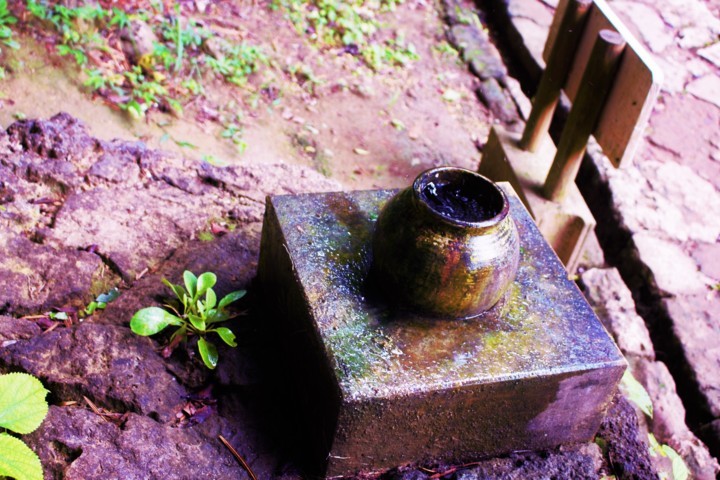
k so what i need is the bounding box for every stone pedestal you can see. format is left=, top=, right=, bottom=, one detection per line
left=257, top=185, right=625, bottom=478
left=479, top=125, right=597, bottom=273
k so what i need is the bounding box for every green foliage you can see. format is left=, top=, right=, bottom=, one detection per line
left=219, top=112, right=248, bottom=155
left=0, top=0, right=18, bottom=49
left=620, top=371, right=690, bottom=480
left=23, top=1, right=267, bottom=119
left=83, top=287, right=120, bottom=316
left=620, top=369, right=653, bottom=418
left=648, top=433, right=690, bottom=480
left=273, top=0, right=418, bottom=70
left=0, top=373, right=50, bottom=480
left=0, top=0, right=18, bottom=78
left=130, top=270, right=245, bottom=369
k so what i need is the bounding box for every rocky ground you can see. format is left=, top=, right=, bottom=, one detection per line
left=483, top=0, right=720, bottom=476
left=1, top=0, right=719, bottom=478
left=0, top=111, right=658, bottom=480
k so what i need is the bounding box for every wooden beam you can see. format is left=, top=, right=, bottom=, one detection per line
left=543, top=29, right=626, bottom=201
left=520, top=0, right=592, bottom=152
left=543, top=0, right=662, bottom=167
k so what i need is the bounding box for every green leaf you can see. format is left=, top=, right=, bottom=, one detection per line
left=125, top=100, right=144, bottom=120
left=84, top=301, right=98, bottom=315
left=647, top=433, right=663, bottom=457
left=173, top=139, right=197, bottom=149
left=196, top=272, right=217, bottom=297
left=48, top=312, right=68, bottom=321
left=96, top=288, right=120, bottom=304
left=183, top=271, right=197, bottom=298
left=205, top=288, right=217, bottom=310
left=620, top=369, right=653, bottom=418
left=0, top=373, right=49, bottom=434
left=206, top=309, right=229, bottom=324
left=662, top=444, right=689, bottom=480
left=197, top=338, right=218, bottom=369
left=130, top=307, right=181, bottom=336
left=162, top=278, right=186, bottom=301
left=0, top=432, right=44, bottom=480
left=214, top=327, right=237, bottom=347
left=188, top=313, right=206, bottom=332
left=218, top=290, right=246, bottom=309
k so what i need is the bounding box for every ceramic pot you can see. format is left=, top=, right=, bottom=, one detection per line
left=371, top=167, right=520, bottom=318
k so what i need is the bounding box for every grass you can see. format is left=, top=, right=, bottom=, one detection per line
left=20, top=0, right=267, bottom=120
left=272, top=0, right=418, bottom=70
left=0, top=0, right=19, bottom=78
left=1, top=0, right=419, bottom=154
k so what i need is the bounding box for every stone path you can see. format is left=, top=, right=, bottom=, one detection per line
left=484, top=0, right=720, bottom=475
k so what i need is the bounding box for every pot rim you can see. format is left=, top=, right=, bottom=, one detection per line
left=412, top=166, right=510, bottom=229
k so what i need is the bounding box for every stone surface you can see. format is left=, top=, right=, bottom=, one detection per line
left=686, top=75, right=720, bottom=109
left=631, top=234, right=711, bottom=296
left=0, top=323, right=188, bottom=422
left=596, top=395, right=660, bottom=480
left=446, top=23, right=507, bottom=81
left=0, top=316, right=42, bottom=345
left=581, top=268, right=655, bottom=359
left=25, top=405, right=278, bottom=480
left=258, top=187, right=625, bottom=476
left=605, top=156, right=720, bottom=245
left=664, top=295, right=720, bottom=418
left=0, top=114, right=346, bottom=478
left=476, top=78, right=520, bottom=124
left=698, top=42, right=720, bottom=69
left=0, top=235, right=106, bottom=316
left=487, top=0, right=720, bottom=476
left=613, top=1, right=674, bottom=53
left=690, top=242, right=720, bottom=283
left=634, top=359, right=720, bottom=479
left=387, top=443, right=603, bottom=479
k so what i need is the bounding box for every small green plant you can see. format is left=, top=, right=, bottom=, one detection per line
left=0, top=373, right=50, bottom=480
left=83, top=287, right=120, bottom=316
left=219, top=112, right=248, bottom=154
left=273, top=0, right=417, bottom=70
left=130, top=271, right=245, bottom=369
left=25, top=1, right=267, bottom=119
left=0, top=0, right=19, bottom=78
left=619, top=370, right=689, bottom=480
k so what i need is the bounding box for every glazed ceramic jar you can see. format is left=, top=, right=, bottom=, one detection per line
left=371, top=167, right=520, bottom=318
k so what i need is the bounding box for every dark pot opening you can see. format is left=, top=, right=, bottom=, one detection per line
left=414, top=167, right=508, bottom=226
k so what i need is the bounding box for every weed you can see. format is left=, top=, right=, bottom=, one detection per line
left=0, top=0, right=18, bottom=77
left=22, top=1, right=267, bottom=120
left=273, top=0, right=418, bottom=70
left=0, top=373, right=49, bottom=480
left=82, top=287, right=120, bottom=316
left=130, top=270, right=245, bottom=369
left=619, top=370, right=690, bottom=480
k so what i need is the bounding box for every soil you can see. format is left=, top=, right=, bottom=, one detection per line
left=0, top=0, right=490, bottom=190
left=0, top=0, right=660, bottom=478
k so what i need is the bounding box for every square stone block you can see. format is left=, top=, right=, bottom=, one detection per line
left=257, top=185, right=625, bottom=478
left=479, top=125, right=597, bottom=273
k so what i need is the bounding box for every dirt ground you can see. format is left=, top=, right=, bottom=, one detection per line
left=0, top=0, right=490, bottom=190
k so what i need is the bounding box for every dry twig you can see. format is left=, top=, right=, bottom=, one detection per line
left=218, top=435, right=258, bottom=480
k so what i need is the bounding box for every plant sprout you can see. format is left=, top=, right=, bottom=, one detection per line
left=130, top=270, right=245, bottom=369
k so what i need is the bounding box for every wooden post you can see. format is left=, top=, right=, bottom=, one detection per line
left=519, top=0, right=593, bottom=152
left=543, top=29, right=626, bottom=202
